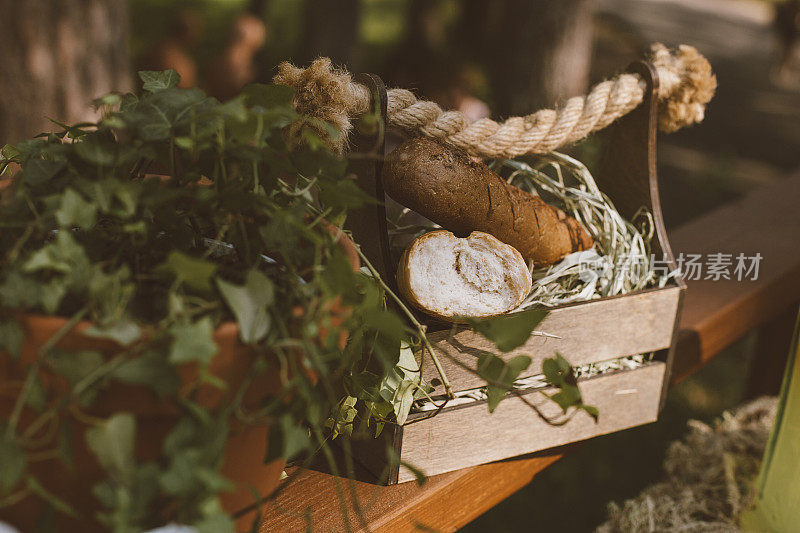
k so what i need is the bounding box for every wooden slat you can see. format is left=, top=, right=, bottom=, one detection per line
left=260, top=172, right=800, bottom=533
left=399, top=362, right=664, bottom=481
left=423, top=288, right=680, bottom=396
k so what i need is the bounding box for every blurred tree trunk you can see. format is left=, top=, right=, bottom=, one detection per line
left=487, top=0, right=594, bottom=116
left=455, top=0, right=495, bottom=66
left=301, top=0, right=361, bottom=68
left=0, top=0, right=131, bottom=145
left=386, top=0, right=449, bottom=97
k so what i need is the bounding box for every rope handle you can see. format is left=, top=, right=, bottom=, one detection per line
left=274, top=43, right=716, bottom=159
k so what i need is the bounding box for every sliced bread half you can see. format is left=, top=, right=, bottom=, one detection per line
left=397, top=230, right=532, bottom=321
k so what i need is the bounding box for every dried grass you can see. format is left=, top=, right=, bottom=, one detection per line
left=597, top=397, right=777, bottom=533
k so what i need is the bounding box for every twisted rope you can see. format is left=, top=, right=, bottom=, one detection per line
left=274, top=43, right=716, bottom=158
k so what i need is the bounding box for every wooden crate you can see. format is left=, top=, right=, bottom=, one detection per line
left=345, top=63, right=685, bottom=484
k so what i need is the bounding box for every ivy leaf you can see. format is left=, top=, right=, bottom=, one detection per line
left=160, top=251, right=218, bottom=292
left=321, top=248, right=358, bottom=302
left=139, top=70, right=181, bottom=92
left=0, top=317, right=24, bottom=360
left=466, top=308, right=548, bottom=352
left=580, top=404, right=600, bottom=421
left=23, top=230, right=89, bottom=276
left=290, top=149, right=347, bottom=179
left=218, top=98, right=249, bottom=124
left=242, top=84, right=295, bottom=109
left=317, top=179, right=374, bottom=211
left=93, top=93, right=122, bottom=108
left=1, top=143, right=20, bottom=160
left=326, top=395, right=358, bottom=439
left=476, top=353, right=532, bottom=412
left=110, top=350, right=180, bottom=396
left=196, top=467, right=235, bottom=493
left=0, top=273, right=67, bottom=315
left=46, top=349, right=105, bottom=407
left=301, top=128, right=328, bottom=151
left=169, top=317, right=218, bottom=365
left=174, top=136, right=195, bottom=151
left=85, top=413, right=136, bottom=484
left=259, top=207, right=304, bottom=251
left=55, top=188, right=97, bottom=229
left=365, top=400, right=393, bottom=437
left=46, top=349, right=104, bottom=386
left=194, top=501, right=236, bottom=533
left=131, top=463, right=161, bottom=521
left=549, top=386, right=582, bottom=411
left=15, top=138, right=47, bottom=159
left=119, top=92, right=139, bottom=111
left=160, top=451, right=229, bottom=496
left=74, top=137, right=136, bottom=166
left=362, top=309, right=407, bottom=365
left=345, top=371, right=381, bottom=402
left=48, top=118, right=93, bottom=140
left=163, top=415, right=228, bottom=461
left=135, top=103, right=173, bottom=141
left=22, top=158, right=64, bottom=186
left=266, top=415, right=310, bottom=462
left=84, top=320, right=142, bottom=347
left=216, top=270, right=273, bottom=343
left=0, top=433, right=26, bottom=493
left=113, top=181, right=140, bottom=218
left=542, top=353, right=599, bottom=422
left=379, top=342, right=425, bottom=425
left=542, top=353, right=575, bottom=388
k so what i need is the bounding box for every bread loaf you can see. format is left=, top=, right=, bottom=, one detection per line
left=383, top=137, right=593, bottom=267
left=397, top=230, right=532, bottom=321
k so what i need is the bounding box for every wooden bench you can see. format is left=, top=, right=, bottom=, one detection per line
left=259, top=171, right=800, bottom=533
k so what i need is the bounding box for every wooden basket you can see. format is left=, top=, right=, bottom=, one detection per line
left=345, top=63, right=685, bottom=484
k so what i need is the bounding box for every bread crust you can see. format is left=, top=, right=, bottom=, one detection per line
left=397, top=230, right=533, bottom=322
left=382, top=137, right=593, bottom=267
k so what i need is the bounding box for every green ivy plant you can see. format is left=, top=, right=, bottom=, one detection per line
left=0, top=70, right=594, bottom=532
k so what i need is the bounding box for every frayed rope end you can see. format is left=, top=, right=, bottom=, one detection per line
left=650, top=43, right=718, bottom=133
left=274, top=57, right=371, bottom=154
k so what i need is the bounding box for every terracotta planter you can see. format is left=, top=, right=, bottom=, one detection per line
left=0, top=229, right=359, bottom=532
left=0, top=316, right=284, bottom=532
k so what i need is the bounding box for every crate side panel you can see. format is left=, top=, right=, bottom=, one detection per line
left=422, top=287, right=680, bottom=395
left=398, top=362, right=665, bottom=483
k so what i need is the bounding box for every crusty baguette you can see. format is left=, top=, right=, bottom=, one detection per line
left=397, top=230, right=532, bottom=321
left=383, top=137, right=593, bottom=267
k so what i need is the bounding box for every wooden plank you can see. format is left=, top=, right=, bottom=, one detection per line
left=670, top=171, right=800, bottom=382
left=259, top=454, right=561, bottom=533
left=399, top=362, right=664, bottom=481
left=422, top=288, right=680, bottom=396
